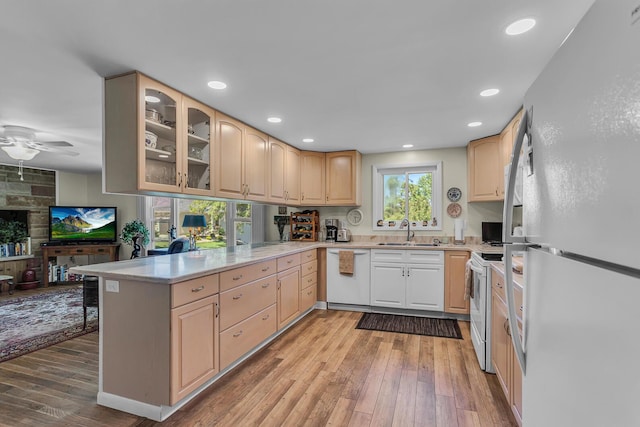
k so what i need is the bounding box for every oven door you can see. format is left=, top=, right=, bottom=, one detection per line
left=469, top=261, right=486, bottom=333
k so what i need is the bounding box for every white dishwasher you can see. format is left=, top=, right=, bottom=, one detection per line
left=326, top=248, right=370, bottom=307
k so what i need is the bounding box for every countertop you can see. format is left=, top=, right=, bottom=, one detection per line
left=491, top=258, right=524, bottom=289
left=71, top=240, right=504, bottom=285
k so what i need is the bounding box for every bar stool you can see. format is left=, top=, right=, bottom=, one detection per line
left=0, top=275, right=14, bottom=295
left=83, top=276, right=99, bottom=329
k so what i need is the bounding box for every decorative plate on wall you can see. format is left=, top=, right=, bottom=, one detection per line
left=346, top=208, right=363, bottom=226
left=447, top=187, right=462, bottom=202
left=447, top=202, right=462, bottom=218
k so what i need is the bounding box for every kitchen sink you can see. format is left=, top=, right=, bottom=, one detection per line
left=376, top=242, right=439, bottom=247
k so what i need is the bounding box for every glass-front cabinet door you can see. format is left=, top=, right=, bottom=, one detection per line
left=139, top=76, right=182, bottom=192
left=182, top=97, right=215, bottom=196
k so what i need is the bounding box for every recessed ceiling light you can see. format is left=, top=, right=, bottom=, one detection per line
left=267, top=117, right=282, bottom=123
left=468, top=122, right=483, bottom=127
left=506, top=18, right=536, bottom=36
left=480, top=88, right=500, bottom=97
left=402, top=144, right=414, bottom=148
left=207, top=81, right=227, bottom=90
left=302, top=138, right=314, bottom=143
left=145, top=95, right=161, bottom=103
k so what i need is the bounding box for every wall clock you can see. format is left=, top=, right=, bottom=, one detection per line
left=447, top=187, right=462, bottom=202
left=346, top=208, right=363, bottom=226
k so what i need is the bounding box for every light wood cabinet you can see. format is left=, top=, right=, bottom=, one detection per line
left=299, top=249, right=317, bottom=312
left=220, top=304, right=277, bottom=369
left=277, top=265, right=300, bottom=329
left=444, top=251, right=470, bottom=314
left=326, top=150, right=362, bottom=206
left=104, top=72, right=214, bottom=196
left=467, top=135, right=502, bottom=202
left=170, top=294, right=219, bottom=404
left=215, top=114, right=268, bottom=202
left=268, top=137, right=300, bottom=205
left=491, top=266, right=523, bottom=427
left=468, top=109, right=523, bottom=202
left=300, top=151, right=326, bottom=205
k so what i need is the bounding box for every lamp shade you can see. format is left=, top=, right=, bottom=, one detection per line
left=182, top=214, right=207, bottom=228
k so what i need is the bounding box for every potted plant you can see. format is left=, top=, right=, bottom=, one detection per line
left=120, top=219, right=150, bottom=259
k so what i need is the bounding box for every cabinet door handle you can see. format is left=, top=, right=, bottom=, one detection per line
left=191, top=285, right=205, bottom=292
left=233, top=274, right=243, bottom=281
left=496, top=282, right=503, bottom=288
left=262, top=314, right=270, bottom=321
left=232, top=294, right=243, bottom=300
left=287, top=259, right=293, bottom=264
left=215, top=302, right=219, bottom=318
left=401, top=267, right=405, bottom=277
left=261, top=266, right=270, bottom=272
left=178, top=173, right=183, bottom=188
left=262, top=283, right=271, bottom=288
left=407, top=267, right=410, bottom=277
left=307, top=290, right=313, bottom=296
left=301, top=192, right=304, bottom=201
left=233, top=330, right=243, bottom=338
left=495, top=187, right=499, bottom=196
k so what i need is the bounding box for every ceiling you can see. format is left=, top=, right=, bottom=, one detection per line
left=0, top=0, right=594, bottom=174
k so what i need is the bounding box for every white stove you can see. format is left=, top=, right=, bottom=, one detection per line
left=469, top=250, right=502, bottom=373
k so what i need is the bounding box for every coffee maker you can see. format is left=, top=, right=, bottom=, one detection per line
left=325, top=219, right=339, bottom=242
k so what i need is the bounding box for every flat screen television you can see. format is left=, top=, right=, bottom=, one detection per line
left=482, top=221, right=503, bottom=245
left=48, top=206, right=117, bottom=244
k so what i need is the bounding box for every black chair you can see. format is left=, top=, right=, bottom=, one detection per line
left=83, top=276, right=99, bottom=329
left=167, top=237, right=190, bottom=254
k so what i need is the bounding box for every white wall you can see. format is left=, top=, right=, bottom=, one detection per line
left=264, top=147, right=504, bottom=241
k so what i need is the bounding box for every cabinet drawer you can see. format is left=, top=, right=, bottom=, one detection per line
left=220, top=276, right=277, bottom=331
left=300, top=249, right=317, bottom=262
left=172, top=274, right=220, bottom=308
left=277, top=253, right=301, bottom=272
left=301, top=271, right=317, bottom=290
left=220, top=259, right=277, bottom=292
left=220, top=304, right=277, bottom=369
left=300, top=285, right=317, bottom=312
left=406, top=250, right=444, bottom=264
left=301, top=259, right=317, bottom=277
left=371, top=249, right=405, bottom=263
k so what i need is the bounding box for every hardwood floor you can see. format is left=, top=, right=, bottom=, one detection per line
left=0, top=309, right=517, bottom=426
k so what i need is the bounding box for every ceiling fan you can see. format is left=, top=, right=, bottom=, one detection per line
left=0, top=125, right=80, bottom=180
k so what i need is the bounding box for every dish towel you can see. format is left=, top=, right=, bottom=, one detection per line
left=464, top=259, right=474, bottom=300
left=339, top=250, right=354, bottom=275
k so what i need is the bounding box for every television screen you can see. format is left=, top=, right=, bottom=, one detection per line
left=49, top=206, right=117, bottom=243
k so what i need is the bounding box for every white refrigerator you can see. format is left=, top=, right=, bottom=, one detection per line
left=502, top=1, right=640, bottom=426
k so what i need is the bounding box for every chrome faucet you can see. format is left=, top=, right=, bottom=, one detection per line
left=401, top=218, right=415, bottom=242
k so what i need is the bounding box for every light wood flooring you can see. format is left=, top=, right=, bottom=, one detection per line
left=0, top=309, right=517, bottom=426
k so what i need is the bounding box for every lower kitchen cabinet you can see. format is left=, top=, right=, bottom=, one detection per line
left=171, top=294, right=219, bottom=404
left=370, top=250, right=444, bottom=311
left=444, top=251, right=470, bottom=314
left=220, top=304, right=277, bottom=368
left=277, top=265, right=301, bottom=329
left=491, top=266, right=523, bottom=426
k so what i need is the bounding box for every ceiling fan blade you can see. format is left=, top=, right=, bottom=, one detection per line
left=25, top=140, right=73, bottom=149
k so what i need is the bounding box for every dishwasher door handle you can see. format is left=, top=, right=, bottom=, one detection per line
left=328, top=250, right=369, bottom=256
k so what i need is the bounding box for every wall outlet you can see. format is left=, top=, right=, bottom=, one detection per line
left=105, top=280, right=119, bottom=293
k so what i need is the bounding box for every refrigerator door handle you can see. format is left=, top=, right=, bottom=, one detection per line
left=504, top=243, right=528, bottom=374
left=503, top=108, right=528, bottom=244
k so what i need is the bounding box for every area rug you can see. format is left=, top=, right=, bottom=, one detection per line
left=356, top=312, right=462, bottom=339
left=0, top=286, right=98, bottom=363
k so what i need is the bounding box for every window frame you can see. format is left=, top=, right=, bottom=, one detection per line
left=371, top=161, right=442, bottom=231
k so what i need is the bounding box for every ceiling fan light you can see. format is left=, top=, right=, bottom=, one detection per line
left=1, top=145, right=40, bottom=160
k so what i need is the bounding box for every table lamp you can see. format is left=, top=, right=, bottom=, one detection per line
left=182, top=214, right=207, bottom=251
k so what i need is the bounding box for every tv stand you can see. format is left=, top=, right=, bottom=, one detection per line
left=42, top=243, right=120, bottom=287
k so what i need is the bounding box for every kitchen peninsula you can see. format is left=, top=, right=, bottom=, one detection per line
left=71, top=240, right=500, bottom=421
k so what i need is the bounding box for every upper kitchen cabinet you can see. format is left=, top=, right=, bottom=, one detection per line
left=326, top=150, right=362, bottom=206
left=104, top=72, right=214, bottom=197
left=467, top=135, right=502, bottom=202
left=214, top=114, right=268, bottom=202
left=468, top=109, right=523, bottom=202
left=268, top=137, right=300, bottom=205
left=300, top=151, right=325, bottom=206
